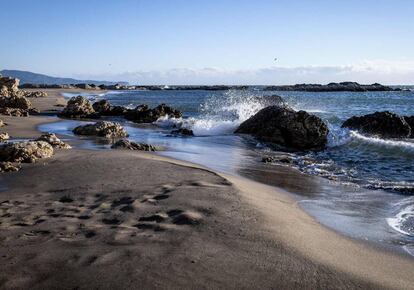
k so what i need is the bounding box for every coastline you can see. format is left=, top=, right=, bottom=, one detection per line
left=0, top=89, right=413, bottom=289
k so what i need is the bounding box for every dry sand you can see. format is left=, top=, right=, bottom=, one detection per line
left=0, top=89, right=413, bottom=289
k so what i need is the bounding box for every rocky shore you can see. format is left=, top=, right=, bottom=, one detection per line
left=0, top=82, right=413, bottom=289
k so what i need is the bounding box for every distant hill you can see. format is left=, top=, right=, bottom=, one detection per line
left=0, top=69, right=128, bottom=86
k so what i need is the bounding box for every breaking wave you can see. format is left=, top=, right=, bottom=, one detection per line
left=155, top=90, right=275, bottom=136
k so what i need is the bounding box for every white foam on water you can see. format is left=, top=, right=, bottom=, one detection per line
left=387, top=202, right=414, bottom=237
left=350, top=131, right=414, bottom=152
left=154, top=90, right=270, bottom=136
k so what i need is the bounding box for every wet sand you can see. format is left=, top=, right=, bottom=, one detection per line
left=0, top=89, right=413, bottom=289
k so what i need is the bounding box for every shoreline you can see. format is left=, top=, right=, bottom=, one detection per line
left=0, top=89, right=413, bottom=288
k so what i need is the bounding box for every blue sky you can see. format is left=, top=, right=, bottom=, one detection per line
left=1, top=0, right=413, bottom=84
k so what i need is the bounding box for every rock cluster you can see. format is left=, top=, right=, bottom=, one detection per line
left=0, top=141, right=54, bottom=163
left=60, top=97, right=183, bottom=124
left=125, top=104, right=182, bottom=123
left=73, top=121, right=128, bottom=138
left=235, top=105, right=329, bottom=151
left=111, top=139, right=157, bottom=151
left=92, top=100, right=127, bottom=116
left=0, top=76, right=40, bottom=116
left=23, top=91, right=47, bottom=98
left=59, top=96, right=97, bottom=119
left=0, top=162, right=20, bottom=172
left=342, top=111, right=414, bottom=138
left=35, top=133, right=71, bottom=149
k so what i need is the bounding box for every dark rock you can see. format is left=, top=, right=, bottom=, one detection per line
left=404, top=116, right=414, bottom=138
left=92, top=100, right=127, bottom=116
left=124, top=104, right=182, bottom=123
left=171, top=128, right=194, bottom=136
left=73, top=121, right=128, bottom=138
left=59, top=96, right=97, bottom=118
left=111, top=139, right=157, bottom=151
left=342, top=111, right=411, bottom=138
left=261, top=156, right=294, bottom=164
left=235, top=106, right=329, bottom=150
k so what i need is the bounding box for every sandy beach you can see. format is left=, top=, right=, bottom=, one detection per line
left=0, top=89, right=413, bottom=289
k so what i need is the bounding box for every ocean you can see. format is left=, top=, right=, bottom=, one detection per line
left=40, top=87, right=414, bottom=256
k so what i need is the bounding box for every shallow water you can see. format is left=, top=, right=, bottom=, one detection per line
left=42, top=88, right=414, bottom=256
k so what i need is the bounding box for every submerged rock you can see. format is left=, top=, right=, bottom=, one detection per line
left=111, top=139, right=157, bottom=151
left=0, top=141, right=54, bottom=163
left=125, top=104, right=182, bottom=123
left=342, top=111, right=411, bottom=138
left=73, top=121, right=128, bottom=138
left=0, top=162, right=20, bottom=172
left=171, top=128, right=194, bottom=136
left=35, top=133, right=71, bottom=149
left=261, top=155, right=294, bottom=164
left=235, top=106, right=329, bottom=150
left=59, top=96, right=97, bottom=119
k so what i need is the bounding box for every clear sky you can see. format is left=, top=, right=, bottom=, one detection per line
left=1, top=0, right=413, bottom=84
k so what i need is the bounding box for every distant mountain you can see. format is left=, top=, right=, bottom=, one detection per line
left=0, top=69, right=128, bottom=86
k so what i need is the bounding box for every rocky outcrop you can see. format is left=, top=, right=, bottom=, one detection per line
left=171, top=128, right=194, bottom=136
left=0, top=76, right=19, bottom=94
left=342, top=111, right=411, bottom=138
left=92, top=100, right=127, bottom=116
left=0, top=76, right=41, bottom=116
left=259, top=95, right=286, bottom=107
left=0, top=132, right=9, bottom=142
left=0, top=141, right=54, bottom=163
left=59, top=96, right=97, bottom=118
left=35, top=133, right=71, bottom=149
left=125, top=104, right=182, bottom=123
left=111, top=139, right=157, bottom=151
left=235, top=106, right=329, bottom=150
left=263, top=82, right=398, bottom=92
left=73, top=121, right=128, bottom=138
left=0, top=162, right=20, bottom=172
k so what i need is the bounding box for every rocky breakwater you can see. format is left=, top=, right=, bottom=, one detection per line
left=0, top=76, right=40, bottom=117
left=342, top=111, right=414, bottom=138
left=73, top=121, right=128, bottom=138
left=235, top=105, right=329, bottom=151
left=263, top=82, right=399, bottom=92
